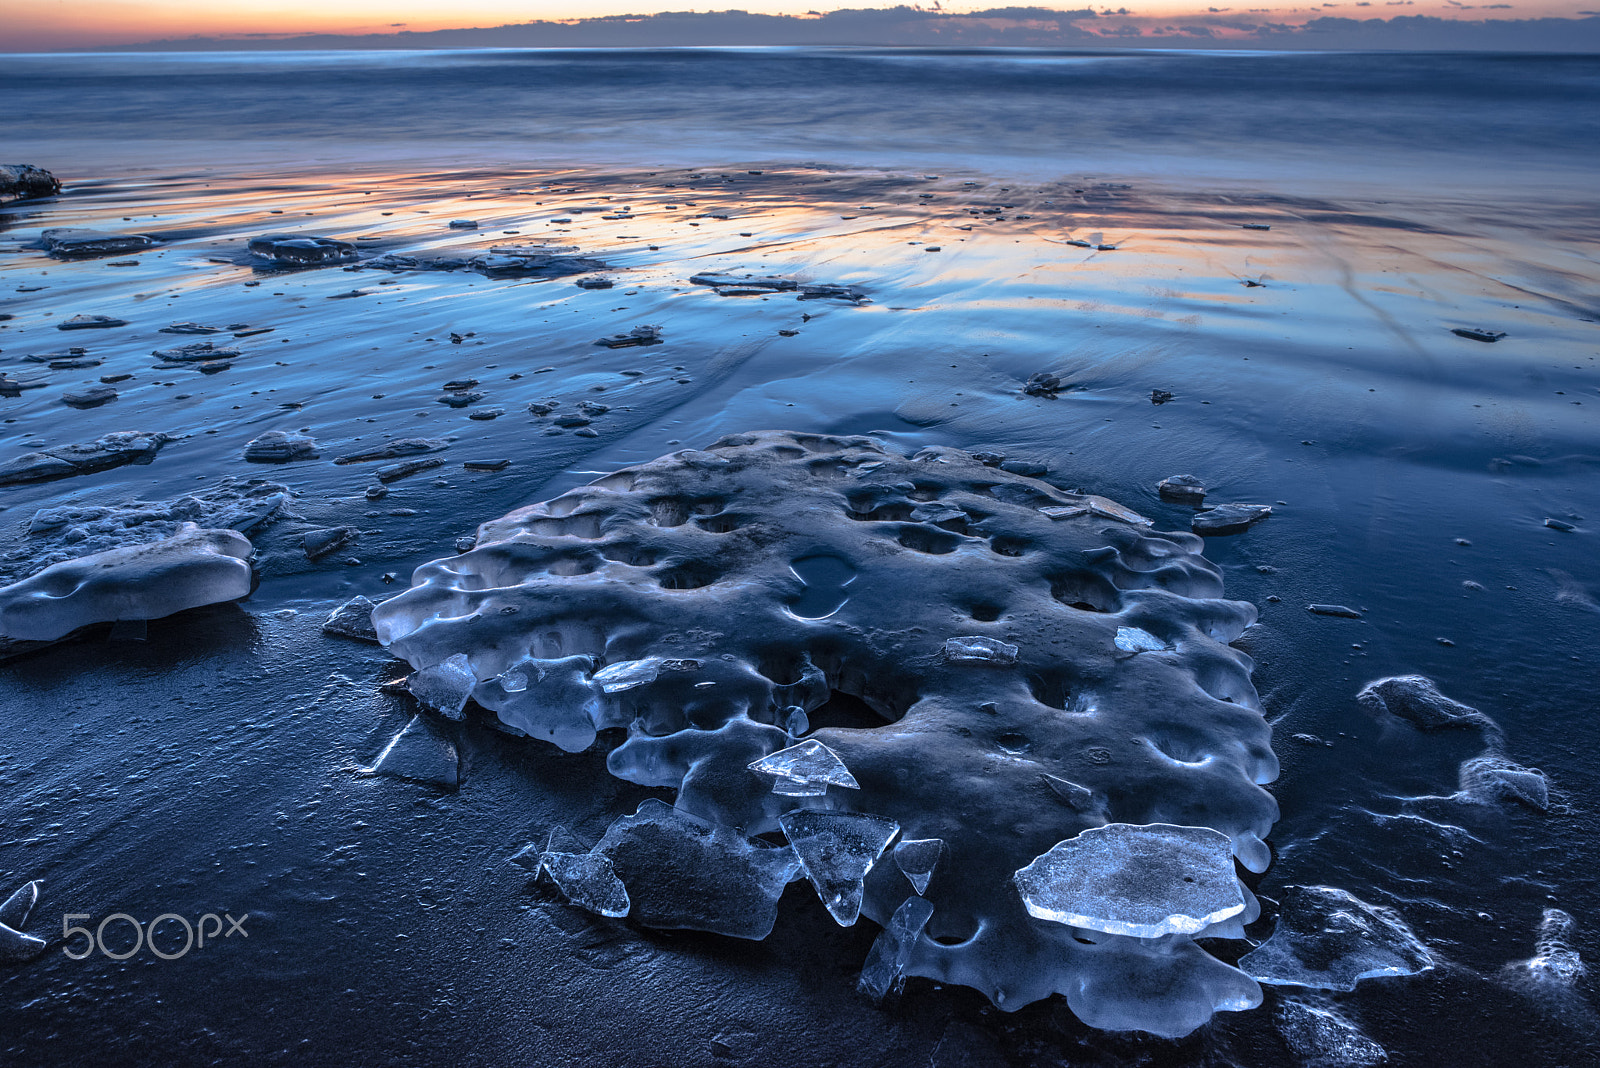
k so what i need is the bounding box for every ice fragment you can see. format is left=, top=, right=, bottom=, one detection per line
left=542, top=853, right=630, bottom=918
left=407, top=653, right=476, bottom=720
left=943, top=636, right=1019, bottom=664
left=748, top=739, right=859, bottom=796
left=779, top=810, right=899, bottom=926
left=892, top=838, right=943, bottom=895
left=593, top=658, right=661, bottom=692
left=1114, top=626, right=1169, bottom=653
left=369, top=715, right=458, bottom=789
left=1239, top=885, right=1434, bottom=991
left=858, top=896, right=935, bottom=1001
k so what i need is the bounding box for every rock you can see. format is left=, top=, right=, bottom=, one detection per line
left=0, top=524, right=253, bottom=642
left=1192, top=503, right=1271, bottom=536
left=1158, top=474, right=1206, bottom=505
left=243, top=430, right=318, bottom=463
left=58, top=315, right=128, bottom=330
left=247, top=233, right=357, bottom=266
left=376, top=457, right=444, bottom=483
left=1544, top=518, right=1576, bottom=532
left=322, top=595, right=381, bottom=642
left=798, top=283, right=866, bottom=302
left=0, top=165, right=60, bottom=203
left=1023, top=371, right=1062, bottom=397
left=441, top=378, right=479, bottom=391
left=40, top=228, right=157, bottom=258
left=302, top=527, right=355, bottom=560
left=334, top=438, right=446, bottom=465
left=1150, top=389, right=1175, bottom=405
left=0, top=431, right=173, bottom=486
left=1308, top=604, right=1362, bottom=618
left=60, top=385, right=117, bottom=409
left=1242, top=223, right=1273, bottom=231
left=447, top=219, right=478, bottom=230
left=1452, top=327, right=1505, bottom=343
left=466, top=408, right=504, bottom=421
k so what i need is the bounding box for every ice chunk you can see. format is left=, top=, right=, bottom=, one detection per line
left=858, top=896, right=935, bottom=1001
left=748, top=739, right=859, bottom=796
left=892, top=837, right=943, bottom=895
left=1457, top=754, right=1548, bottom=811
left=369, top=715, right=458, bottom=789
left=1517, top=908, right=1585, bottom=987
left=475, top=655, right=602, bottom=752
left=244, top=430, right=318, bottom=464
left=1041, top=774, right=1098, bottom=813
left=1192, top=503, right=1271, bottom=536
left=248, top=233, right=357, bottom=265
left=41, top=228, right=156, bottom=258
left=0, top=880, right=45, bottom=963
left=1356, top=675, right=1498, bottom=735
left=322, top=596, right=380, bottom=643
left=1114, top=626, right=1169, bottom=653
left=1275, top=996, right=1388, bottom=1068
left=1239, top=885, right=1434, bottom=991
left=406, top=653, right=476, bottom=720
left=943, top=636, right=1019, bottom=665
left=1013, top=823, right=1245, bottom=938
left=593, top=657, right=661, bottom=693
left=1087, top=496, right=1153, bottom=525
left=0, top=430, right=172, bottom=486
left=1158, top=474, right=1207, bottom=506
left=0, top=524, right=252, bottom=642
left=596, top=799, right=799, bottom=939
left=541, top=853, right=630, bottom=918
left=778, top=810, right=899, bottom=926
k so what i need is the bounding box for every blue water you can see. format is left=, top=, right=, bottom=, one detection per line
left=5, top=48, right=1600, bottom=188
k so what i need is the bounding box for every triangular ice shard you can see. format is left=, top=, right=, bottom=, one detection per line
left=779, top=810, right=900, bottom=926
left=748, top=739, right=860, bottom=796
left=370, top=715, right=459, bottom=789
left=893, top=838, right=943, bottom=895
left=1013, top=823, right=1245, bottom=938
left=859, top=896, right=935, bottom=1001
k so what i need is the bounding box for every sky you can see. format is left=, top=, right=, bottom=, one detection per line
left=4, top=0, right=1598, bottom=50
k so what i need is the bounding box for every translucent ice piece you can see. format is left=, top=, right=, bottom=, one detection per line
left=1239, top=885, right=1434, bottom=991
left=596, top=799, right=800, bottom=940
left=1041, top=774, right=1098, bottom=813
left=778, top=810, right=900, bottom=926
left=1356, top=675, right=1499, bottom=737
left=1457, top=754, right=1548, bottom=811
left=541, top=852, right=631, bottom=918
left=370, top=715, right=458, bottom=789
left=1114, top=627, right=1169, bottom=653
left=0, top=880, right=44, bottom=963
left=1013, top=823, right=1245, bottom=938
left=406, top=653, right=476, bottom=720
left=748, top=739, right=860, bottom=796
left=1519, top=908, right=1585, bottom=987
left=476, top=655, right=603, bottom=752
left=1276, top=996, right=1388, bottom=1068
left=592, top=657, right=661, bottom=693
left=858, top=896, right=936, bottom=1001
left=893, top=838, right=943, bottom=895
left=943, top=636, right=1019, bottom=665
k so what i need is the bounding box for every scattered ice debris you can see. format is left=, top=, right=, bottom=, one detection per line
left=595, top=324, right=662, bottom=348
left=362, top=248, right=604, bottom=278
left=1308, top=604, right=1362, bottom=619
left=243, top=430, right=318, bottom=463
left=1114, top=626, right=1169, bottom=653
left=0, top=524, right=253, bottom=642
left=58, top=314, right=128, bottom=330
left=1451, top=327, right=1505, bottom=343
left=593, top=658, right=662, bottom=693
left=152, top=341, right=242, bottom=363
left=1456, top=754, right=1548, bottom=810
left=369, top=714, right=458, bottom=789
left=1512, top=908, right=1586, bottom=988
left=1193, top=503, right=1272, bottom=536
left=247, top=233, right=357, bottom=266
left=447, top=219, right=478, bottom=230
left=1356, top=675, right=1499, bottom=735
left=1014, top=823, right=1245, bottom=938
left=40, top=228, right=156, bottom=258
left=1275, top=996, right=1388, bottom=1068
left=859, top=896, right=936, bottom=1001
left=334, top=438, right=446, bottom=465
left=0, top=880, right=45, bottom=963
left=748, top=739, right=859, bottom=796
left=595, top=799, right=799, bottom=939
left=892, top=838, right=943, bottom=895
left=301, top=526, right=355, bottom=561
left=0, top=164, right=60, bottom=202
left=322, top=596, right=380, bottom=643
left=61, top=385, right=117, bottom=409
left=542, top=852, right=631, bottom=918
left=1159, top=474, right=1207, bottom=506
left=376, top=457, right=444, bottom=483
left=0, top=432, right=171, bottom=488
left=1239, top=886, right=1434, bottom=991
left=406, top=653, right=476, bottom=720
left=1151, top=389, right=1175, bottom=405
left=943, top=635, right=1019, bottom=664
left=779, top=810, right=899, bottom=926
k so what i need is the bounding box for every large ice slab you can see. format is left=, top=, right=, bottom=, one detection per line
left=0, top=524, right=252, bottom=642
left=778, top=810, right=899, bottom=926
left=1014, top=823, right=1245, bottom=938
left=596, top=799, right=799, bottom=939
left=1239, top=885, right=1434, bottom=991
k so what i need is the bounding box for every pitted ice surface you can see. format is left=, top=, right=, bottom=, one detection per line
left=373, top=431, right=1278, bottom=1036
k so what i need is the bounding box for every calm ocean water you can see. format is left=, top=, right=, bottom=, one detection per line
left=5, top=48, right=1600, bottom=188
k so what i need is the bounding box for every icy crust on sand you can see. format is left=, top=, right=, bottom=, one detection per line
left=373, top=431, right=1278, bottom=1036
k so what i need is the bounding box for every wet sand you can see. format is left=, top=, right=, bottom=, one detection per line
left=3, top=162, right=1599, bottom=1066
